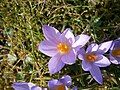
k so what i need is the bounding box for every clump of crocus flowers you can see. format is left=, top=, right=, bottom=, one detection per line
left=12, top=25, right=120, bottom=89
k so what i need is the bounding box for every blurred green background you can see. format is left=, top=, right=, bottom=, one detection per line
left=0, top=0, right=120, bottom=89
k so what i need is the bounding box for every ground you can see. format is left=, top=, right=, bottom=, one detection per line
left=0, top=0, right=120, bottom=89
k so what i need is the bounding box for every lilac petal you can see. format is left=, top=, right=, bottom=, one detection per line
left=48, top=80, right=67, bottom=90
left=86, top=43, right=98, bottom=53
left=98, top=41, right=113, bottom=54
left=31, top=86, right=42, bottom=90
left=38, top=40, right=58, bottom=57
left=111, top=39, right=120, bottom=50
left=89, top=65, right=103, bottom=84
left=61, top=28, right=75, bottom=44
left=110, top=41, right=115, bottom=50
left=78, top=48, right=85, bottom=60
left=48, top=79, right=58, bottom=88
left=82, top=60, right=91, bottom=71
left=48, top=53, right=65, bottom=74
left=110, top=55, right=120, bottom=64
left=94, top=55, right=111, bottom=67
left=12, top=82, right=35, bottom=90
left=72, top=34, right=90, bottom=48
left=42, top=25, right=60, bottom=42
left=59, top=75, right=72, bottom=87
left=61, top=49, right=76, bottom=65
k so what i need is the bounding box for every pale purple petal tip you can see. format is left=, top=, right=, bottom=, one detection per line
left=94, top=55, right=111, bottom=67
left=90, top=65, right=103, bottom=84
left=61, top=28, right=75, bottom=44
left=98, top=41, right=113, bottom=54
left=72, top=34, right=90, bottom=48
left=86, top=43, right=98, bottom=53
left=48, top=79, right=58, bottom=88
left=48, top=53, right=65, bottom=74
left=59, top=75, right=72, bottom=87
left=42, top=25, right=60, bottom=42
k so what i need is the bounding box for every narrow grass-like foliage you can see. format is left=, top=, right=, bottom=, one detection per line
left=0, top=0, right=120, bottom=89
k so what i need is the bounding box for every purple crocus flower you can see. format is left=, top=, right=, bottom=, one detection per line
left=78, top=41, right=112, bottom=84
left=110, top=39, right=120, bottom=64
left=48, top=75, right=77, bottom=90
left=38, top=25, right=90, bottom=74
left=12, top=82, right=43, bottom=90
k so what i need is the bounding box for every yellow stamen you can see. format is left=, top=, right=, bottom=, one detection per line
left=85, top=53, right=97, bottom=62
left=112, top=48, right=120, bottom=57
left=54, top=84, right=65, bottom=90
left=57, top=43, right=70, bottom=54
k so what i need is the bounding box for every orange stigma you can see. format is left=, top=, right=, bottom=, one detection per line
left=57, top=43, right=70, bottom=54
left=112, top=48, right=120, bottom=57
left=85, top=53, right=97, bottom=62
left=54, top=84, right=65, bottom=90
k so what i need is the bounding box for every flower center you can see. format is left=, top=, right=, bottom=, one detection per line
left=112, top=48, right=120, bottom=57
left=57, top=43, right=70, bottom=54
left=85, top=53, right=97, bottom=62
left=54, top=84, right=65, bottom=90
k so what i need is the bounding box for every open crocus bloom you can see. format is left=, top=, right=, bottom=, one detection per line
left=12, top=82, right=43, bottom=90
left=38, top=25, right=90, bottom=74
left=78, top=41, right=112, bottom=84
left=48, top=75, right=74, bottom=90
left=110, top=39, right=120, bottom=64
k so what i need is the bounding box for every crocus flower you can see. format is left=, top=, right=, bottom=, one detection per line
left=78, top=41, right=112, bottom=84
left=38, top=25, right=90, bottom=74
left=109, top=39, right=120, bottom=64
left=12, top=82, right=43, bottom=90
left=48, top=75, right=77, bottom=90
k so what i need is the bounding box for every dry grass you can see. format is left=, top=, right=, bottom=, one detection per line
left=0, top=0, right=120, bottom=89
